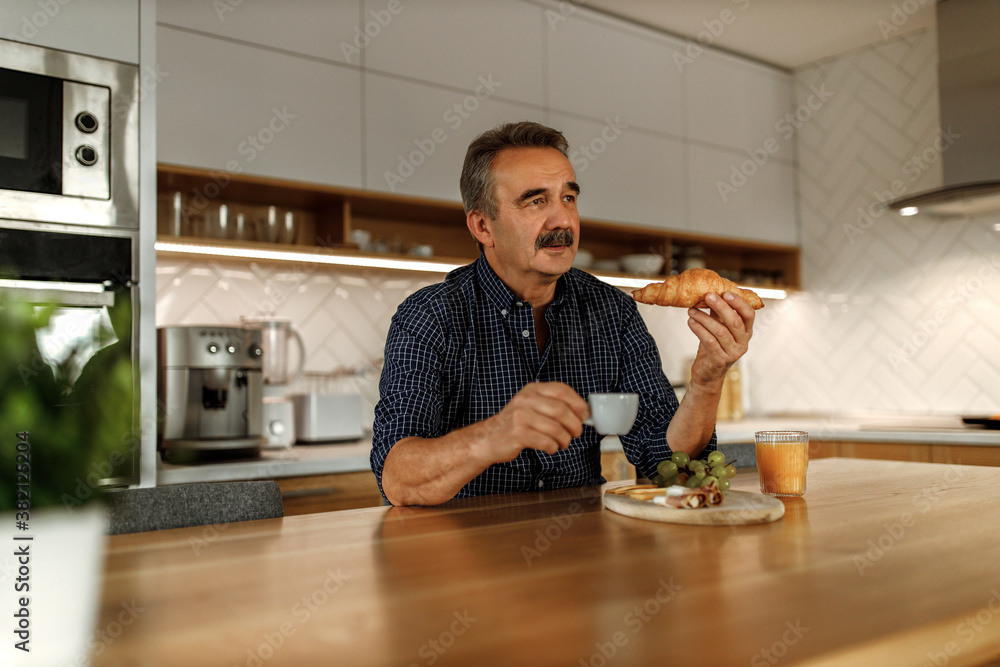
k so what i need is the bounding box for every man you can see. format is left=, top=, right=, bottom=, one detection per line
left=372, top=121, right=754, bottom=506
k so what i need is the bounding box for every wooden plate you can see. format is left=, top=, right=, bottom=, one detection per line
left=603, top=489, right=785, bottom=526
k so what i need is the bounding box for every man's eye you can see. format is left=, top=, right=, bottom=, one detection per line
left=530, top=197, right=544, bottom=206
left=563, top=195, right=576, bottom=203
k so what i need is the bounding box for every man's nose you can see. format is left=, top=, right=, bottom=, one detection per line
left=547, top=200, right=575, bottom=229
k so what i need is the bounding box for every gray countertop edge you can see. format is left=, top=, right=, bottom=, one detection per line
left=157, top=421, right=1000, bottom=485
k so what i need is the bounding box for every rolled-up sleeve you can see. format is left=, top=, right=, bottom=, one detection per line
left=370, top=301, right=447, bottom=499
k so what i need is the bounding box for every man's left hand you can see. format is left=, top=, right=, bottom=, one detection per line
left=686, top=291, right=755, bottom=388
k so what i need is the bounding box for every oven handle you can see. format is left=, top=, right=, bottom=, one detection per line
left=0, top=278, right=116, bottom=307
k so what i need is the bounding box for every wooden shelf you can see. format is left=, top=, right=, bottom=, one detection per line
left=157, top=164, right=800, bottom=289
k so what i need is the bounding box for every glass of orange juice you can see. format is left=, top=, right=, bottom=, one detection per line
left=754, top=431, right=809, bottom=496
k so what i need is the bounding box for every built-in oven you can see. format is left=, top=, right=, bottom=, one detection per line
left=0, top=227, right=138, bottom=486
left=0, top=37, right=137, bottom=229
left=1, top=38, right=141, bottom=488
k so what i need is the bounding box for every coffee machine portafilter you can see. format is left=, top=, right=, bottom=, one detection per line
left=158, top=326, right=265, bottom=461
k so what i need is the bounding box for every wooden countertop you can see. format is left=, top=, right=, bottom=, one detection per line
left=96, top=458, right=1000, bottom=666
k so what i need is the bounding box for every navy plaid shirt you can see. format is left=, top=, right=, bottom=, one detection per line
left=371, top=255, right=715, bottom=502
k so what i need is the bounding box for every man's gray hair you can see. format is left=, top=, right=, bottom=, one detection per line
left=460, top=121, right=570, bottom=221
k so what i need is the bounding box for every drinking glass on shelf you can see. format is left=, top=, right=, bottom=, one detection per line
left=258, top=206, right=298, bottom=244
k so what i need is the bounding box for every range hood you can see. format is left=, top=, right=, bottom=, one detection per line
left=890, top=0, right=1000, bottom=219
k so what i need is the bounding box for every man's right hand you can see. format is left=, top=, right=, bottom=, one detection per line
left=476, top=381, right=589, bottom=462
left=382, top=381, right=588, bottom=506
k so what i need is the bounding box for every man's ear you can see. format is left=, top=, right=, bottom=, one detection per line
left=466, top=210, right=494, bottom=248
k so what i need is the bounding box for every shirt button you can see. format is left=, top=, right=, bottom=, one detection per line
left=522, top=329, right=530, bottom=337
left=516, top=301, right=524, bottom=307
left=537, top=480, right=544, bottom=488
left=501, top=309, right=508, bottom=316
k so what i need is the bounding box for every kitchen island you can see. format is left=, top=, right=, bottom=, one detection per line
left=96, top=458, right=1000, bottom=666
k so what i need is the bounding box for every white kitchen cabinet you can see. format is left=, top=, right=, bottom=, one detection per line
left=547, top=12, right=684, bottom=137
left=363, top=0, right=544, bottom=107
left=157, top=26, right=363, bottom=188
left=1, top=0, right=139, bottom=63
left=687, top=142, right=797, bottom=244
left=551, top=112, right=686, bottom=232
left=364, top=72, right=546, bottom=201
left=156, top=0, right=360, bottom=65
left=685, top=49, right=794, bottom=161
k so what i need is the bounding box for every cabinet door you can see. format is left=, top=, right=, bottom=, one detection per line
left=685, top=49, right=793, bottom=160
left=687, top=143, right=797, bottom=244
left=365, top=72, right=546, bottom=201
left=157, top=0, right=360, bottom=65
left=2, top=0, right=139, bottom=63
left=547, top=12, right=684, bottom=136
left=363, top=0, right=544, bottom=107
left=552, top=112, right=686, bottom=232
left=157, top=27, right=363, bottom=188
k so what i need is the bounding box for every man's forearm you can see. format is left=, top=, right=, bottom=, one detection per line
left=380, top=422, right=497, bottom=506
left=666, top=378, right=724, bottom=457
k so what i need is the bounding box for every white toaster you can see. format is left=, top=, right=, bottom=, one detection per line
left=291, top=393, right=363, bottom=443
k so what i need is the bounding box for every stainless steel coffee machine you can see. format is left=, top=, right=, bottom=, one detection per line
left=158, top=326, right=265, bottom=461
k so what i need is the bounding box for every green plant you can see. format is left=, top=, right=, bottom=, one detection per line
left=0, top=294, right=135, bottom=512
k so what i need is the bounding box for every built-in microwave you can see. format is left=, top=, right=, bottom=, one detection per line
left=0, top=37, right=138, bottom=229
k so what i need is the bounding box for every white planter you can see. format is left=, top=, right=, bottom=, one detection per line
left=0, top=503, right=107, bottom=666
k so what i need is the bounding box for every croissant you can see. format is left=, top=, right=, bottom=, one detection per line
left=632, top=268, right=764, bottom=310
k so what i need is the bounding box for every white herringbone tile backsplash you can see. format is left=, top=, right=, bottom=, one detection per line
left=748, top=28, right=1000, bottom=416
left=155, top=30, right=1000, bottom=422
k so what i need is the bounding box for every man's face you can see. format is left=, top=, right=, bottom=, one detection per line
left=483, top=146, right=580, bottom=282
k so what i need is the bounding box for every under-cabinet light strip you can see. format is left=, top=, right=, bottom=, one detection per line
left=153, top=241, right=787, bottom=299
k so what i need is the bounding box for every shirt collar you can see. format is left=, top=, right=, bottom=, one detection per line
left=474, top=255, right=571, bottom=315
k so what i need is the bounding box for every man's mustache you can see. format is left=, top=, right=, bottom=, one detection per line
left=535, top=229, right=575, bottom=250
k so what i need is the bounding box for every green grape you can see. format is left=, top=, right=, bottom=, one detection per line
left=685, top=475, right=702, bottom=488
left=716, top=475, right=731, bottom=492
left=652, top=474, right=666, bottom=487
left=694, top=468, right=707, bottom=480
left=710, top=465, right=727, bottom=479
left=670, top=451, right=690, bottom=467
left=724, top=464, right=737, bottom=478
left=707, top=451, right=726, bottom=466
left=662, top=475, right=678, bottom=488
left=688, top=460, right=706, bottom=473
left=656, top=460, right=679, bottom=478
left=703, top=475, right=720, bottom=488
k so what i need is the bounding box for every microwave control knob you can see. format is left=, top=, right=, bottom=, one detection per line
left=226, top=343, right=238, bottom=354
left=269, top=420, right=286, bottom=436
left=75, top=112, right=99, bottom=134
left=75, top=145, right=98, bottom=166
left=206, top=343, right=220, bottom=354
left=249, top=344, right=263, bottom=359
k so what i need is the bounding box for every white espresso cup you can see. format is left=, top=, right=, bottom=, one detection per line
left=584, top=393, right=639, bottom=435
